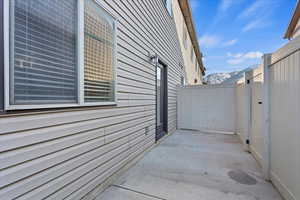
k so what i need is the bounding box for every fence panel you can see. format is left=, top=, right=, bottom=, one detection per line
left=236, top=82, right=248, bottom=145
left=268, top=37, right=300, bottom=200
left=178, top=85, right=236, bottom=133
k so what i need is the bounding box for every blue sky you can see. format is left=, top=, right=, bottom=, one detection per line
left=189, top=0, right=296, bottom=75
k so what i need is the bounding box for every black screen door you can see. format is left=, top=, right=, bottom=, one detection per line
left=156, top=63, right=167, bottom=141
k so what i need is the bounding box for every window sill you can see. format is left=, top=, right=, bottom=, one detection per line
left=4, top=102, right=118, bottom=111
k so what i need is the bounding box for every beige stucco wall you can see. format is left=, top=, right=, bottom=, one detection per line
left=292, top=18, right=300, bottom=39
left=173, top=0, right=203, bottom=85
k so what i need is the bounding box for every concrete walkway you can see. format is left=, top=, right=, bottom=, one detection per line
left=97, top=130, right=282, bottom=200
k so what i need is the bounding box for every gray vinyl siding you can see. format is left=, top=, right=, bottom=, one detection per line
left=0, top=0, right=183, bottom=199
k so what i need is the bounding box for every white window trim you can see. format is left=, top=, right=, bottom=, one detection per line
left=3, top=0, right=118, bottom=111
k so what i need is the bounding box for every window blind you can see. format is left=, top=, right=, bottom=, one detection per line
left=84, top=0, right=116, bottom=103
left=10, top=0, right=78, bottom=105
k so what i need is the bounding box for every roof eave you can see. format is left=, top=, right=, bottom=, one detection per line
left=284, top=0, right=300, bottom=39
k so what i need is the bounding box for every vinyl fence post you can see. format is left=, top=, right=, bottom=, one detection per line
left=0, top=0, right=4, bottom=111
left=262, top=54, right=272, bottom=181
left=244, top=71, right=252, bottom=152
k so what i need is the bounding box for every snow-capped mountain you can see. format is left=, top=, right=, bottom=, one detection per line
left=204, top=65, right=259, bottom=85
left=204, top=72, right=239, bottom=84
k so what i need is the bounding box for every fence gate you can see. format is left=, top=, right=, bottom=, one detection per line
left=247, top=68, right=264, bottom=166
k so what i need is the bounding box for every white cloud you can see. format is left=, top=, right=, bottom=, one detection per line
left=206, top=55, right=226, bottom=59
left=238, top=0, right=278, bottom=19
left=223, top=39, right=238, bottom=47
left=212, top=0, right=236, bottom=25
left=199, top=35, right=221, bottom=48
left=219, top=0, right=234, bottom=12
left=238, top=0, right=277, bottom=32
left=227, top=51, right=263, bottom=65
left=207, top=0, right=244, bottom=31
left=238, top=0, right=266, bottom=19
left=242, top=19, right=266, bottom=32
left=227, top=58, right=244, bottom=65
left=244, top=51, right=263, bottom=59
left=189, top=0, right=200, bottom=10
left=199, top=36, right=239, bottom=48
left=227, top=52, right=243, bottom=58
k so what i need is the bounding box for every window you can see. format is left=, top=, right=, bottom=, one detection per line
left=84, top=0, right=116, bottom=103
left=9, top=0, right=78, bottom=105
left=181, top=76, right=185, bottom=86
left=191, top=48, right=194, bottom=62
left=183, top=28, right=188, bottom=49
left=4, top=0, right=117, bottom=110
left=164, top=0, right=173, bottom=16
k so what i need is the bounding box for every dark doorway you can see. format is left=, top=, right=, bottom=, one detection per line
left=156, top=61, right=168, bottom=142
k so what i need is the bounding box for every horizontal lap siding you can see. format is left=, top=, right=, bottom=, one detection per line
left=0, top=0, right=183, bottom=199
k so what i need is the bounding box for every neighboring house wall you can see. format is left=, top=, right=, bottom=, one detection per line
left=285, top=1, right=300, bottom=40
left=0, top=1, right=183, bottom=199
left=292, top=18, right=300, bottom=39
left=173, top=0, right=203, bottom=85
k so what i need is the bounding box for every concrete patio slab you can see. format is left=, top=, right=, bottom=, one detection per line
left=97, top=130, right=282, bottom=200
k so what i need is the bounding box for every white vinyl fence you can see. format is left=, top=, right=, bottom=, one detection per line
left=178, top=85, right=236, bottom=134
left=178, top=37, right=300, bottom=199
left=235, top=66, right=264, bottom=161
left=267, top=37, right=300, bottom=200
left=236, top=48, right=300, bottom=200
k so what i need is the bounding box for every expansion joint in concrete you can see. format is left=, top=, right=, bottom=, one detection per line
left=111, top=184, right=167, bottom=200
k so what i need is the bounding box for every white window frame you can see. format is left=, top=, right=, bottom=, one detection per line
left=3, top=0, right=118, bottom=110
left=191, top=48, right=194, bottom=62
left=183, top=27, right=188, bottom=49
